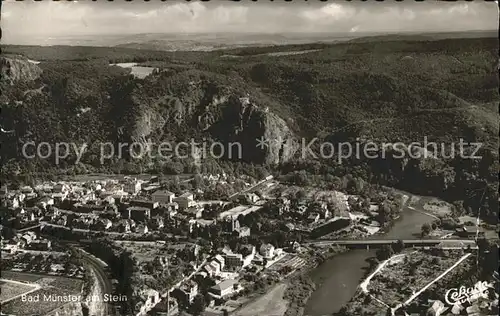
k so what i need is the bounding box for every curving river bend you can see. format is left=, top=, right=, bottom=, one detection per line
left=303, top=196, right=436, bottom=316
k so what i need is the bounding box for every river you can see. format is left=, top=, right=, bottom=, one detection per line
left=303, top=196, right=436, bottom=316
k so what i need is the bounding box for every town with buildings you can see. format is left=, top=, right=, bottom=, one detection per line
left=0, top=173, right=328, bottom=316
left=1, top=171, right=494, bottom=316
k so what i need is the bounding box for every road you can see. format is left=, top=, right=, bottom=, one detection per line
left=17, top=224, right=42, bottom=232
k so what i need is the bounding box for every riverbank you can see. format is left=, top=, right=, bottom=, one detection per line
left=283, top=246, right=348, bottom=316
left=229, top=245, right=347, bottom=316
left=282, top=274, right=315, bottom=316
left=303, top=197, right=438, bottom=316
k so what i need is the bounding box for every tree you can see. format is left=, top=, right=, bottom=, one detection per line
left=191, top=294, right=206, bottom=316
left=377, top=202, right=393, bottom=226
left=376, top=245, right=394, bottom=261
left=421, top=223, right=431, bottom=237
left=392, top=239, right=405, bottom=253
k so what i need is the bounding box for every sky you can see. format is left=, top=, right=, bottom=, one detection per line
left=1, top=0, right=498, bottom=44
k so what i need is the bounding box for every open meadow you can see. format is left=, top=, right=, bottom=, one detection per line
left=0, top=271, right=85, bottom=315
left=0, top=280, right=38, bottom=303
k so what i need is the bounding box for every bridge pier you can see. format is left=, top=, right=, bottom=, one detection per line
left=366, top=244, right=369, bottom=251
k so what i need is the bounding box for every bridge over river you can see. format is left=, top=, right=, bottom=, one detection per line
left=307, top=238, right=478, bottom=250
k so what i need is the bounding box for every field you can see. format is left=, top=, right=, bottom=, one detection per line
left=2, top=271, right=45, bottom=283
left=233, top=283, right=289, bottom=316
left=1, top=287, right=78, bottom=316
left=0, top=280, right=38, bottom=303
left=1, top=271, right=83, bottom=293
left=0, top=271, right=85, bottom=315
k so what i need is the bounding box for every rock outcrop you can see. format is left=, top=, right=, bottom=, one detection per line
left=119, top=72, right=298, bottom=164
left=0, top=57, right=296, bottom=165
left=1, top=56, right=42, bottom=84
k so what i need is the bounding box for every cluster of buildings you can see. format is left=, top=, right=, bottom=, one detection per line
left=173, top=241, right=284, bottom=308
left=0, top=230, right=86, bottom=278
left=1, top=173, right=280, bottom=242
left=1, top=177, right=222, bottom=238
left=1, top=230, right=52, bottom=253
left=268, top=196, right=353, bottom=238
left=2, top=174, right=318, bottom=316
left=1, top=174, right=282, bottom=250
left=221, top=217, right=251, bottom=239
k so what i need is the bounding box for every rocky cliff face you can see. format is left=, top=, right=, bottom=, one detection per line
left=1, top=57, right=297, bottom=165
left=0, top=56, right=42, bottom=84
left=119, top=72, right=298, bottom=164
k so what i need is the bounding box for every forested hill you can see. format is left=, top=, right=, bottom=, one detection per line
left=1, top=36, right=498, bottom=222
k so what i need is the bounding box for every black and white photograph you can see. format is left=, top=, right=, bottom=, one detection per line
left=0, top=1, right=498, bottom=316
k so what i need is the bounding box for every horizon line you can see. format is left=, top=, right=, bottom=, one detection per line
left=9, top=28, right=498, bottom=37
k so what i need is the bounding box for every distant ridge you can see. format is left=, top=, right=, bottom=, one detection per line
left=348, top=30, right=498, bottom=43
left=4, top=30, right=496, bottom=51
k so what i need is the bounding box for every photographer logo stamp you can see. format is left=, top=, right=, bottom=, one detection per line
left=445, top=281, right=493, bottom=306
